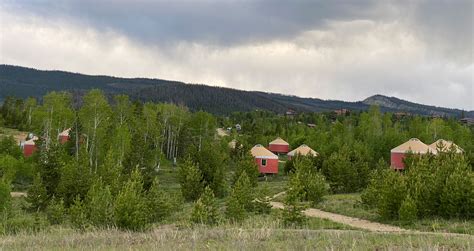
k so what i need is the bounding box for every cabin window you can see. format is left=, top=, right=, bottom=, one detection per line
left=261, top=159, right=267, bottom=166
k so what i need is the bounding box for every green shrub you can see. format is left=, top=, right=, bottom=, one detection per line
left=0, top=179, right=11, bottom=214
left=191, top=186, right=219, bottom=225
left=378, top=170, right=406, bottom=220
left=178, top=159, right=204, bottom=201
left=226, top=171, right=253, bottom=222
left=85, top=180, right=114, bottom=227
left=0, top=212, right=49, bottom=235
left=26, top=173, right=48, bottom=212
left=399, top=195, right=418, bottom=223
left=233, top=152, right=259, bottom=187
left=282, top=190, right=307, bottom=227
left=114, top=170, right=148, bottom=231
left=69, top=196, right=89, bottom=229
left=146, top=178, right=173, bottom=223
left=46, top=197, right=65, bottom=225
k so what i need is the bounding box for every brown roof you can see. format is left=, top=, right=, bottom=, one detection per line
left=59, top=128, right=71, bottom=137
left=391, top=138, right=437, bottom=154
left=429, top=139, right=463, bottom=153
left=24, top=136, right=38, bottom=146
left=269, top=137, right=289, bottom=145
left=287, top=144, right=318, bottom=157
left=251, top=144, right=278, bottom=159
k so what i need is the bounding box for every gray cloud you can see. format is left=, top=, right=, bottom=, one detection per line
left=0, top=0, right=472, bottom=110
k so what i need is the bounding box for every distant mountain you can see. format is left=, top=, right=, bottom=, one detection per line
left=0, top=65, right=472, bottom=117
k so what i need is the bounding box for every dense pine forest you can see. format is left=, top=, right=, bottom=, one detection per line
left=0, top=90, right=473, bottom=236
left=2, top=65, right=473, bottom=117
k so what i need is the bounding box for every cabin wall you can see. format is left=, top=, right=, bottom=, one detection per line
left=255, top=157, right=279, bottom=174
left=390, top=152, right=405, bottom=169
left=268, top=144, right=289, bottom=154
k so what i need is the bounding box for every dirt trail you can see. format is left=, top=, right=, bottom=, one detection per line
left=271, top=201, right=407, bottom=233
left=10, top=192, right=27, bottom=198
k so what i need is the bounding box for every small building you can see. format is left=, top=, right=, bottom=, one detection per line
left=22, top=136, right=38, bottom=157
left=460, top=118, right=474, bottom=125
left=59, top=128, right=71, bottom=144
left=429, top=139, right=463, bottom=153
left=235, top=124, right=242, bottom=131
left=307, top=123, right=316, bottom=128
left=334, top=109, right=350, bottom=116
left=268, top=137, right=290, bottom=154
left=287, top=144, right=318, bottom=160
left=250, top=144, right=279, bottom=174
left=390, top=138, right=437, bottom=170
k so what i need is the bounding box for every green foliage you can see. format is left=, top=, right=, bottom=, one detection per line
left=69, top=196, right=89, bottom=229
left=440, top=167, right=473, bottom=218
left=288, top=157, right=328, bottom=206
left=377, top=170, right=406, bottom=220
left=0, top=179, right=11, bottom=214
left=46, top=197, right=65, bottom=225
left=192, top=143, right=228, bottom=197
left=56, top=160, right=93, bottom=206
left=399, top=195, right=418, bottom=223
left=114, top=170, right=148, bottom=231
left=190, top=186, right=219, bottom=225
left=85, top=179, right=114, bottom=227
left=251, top=184, right=272, bottom=215
left=178, top=159, right=204, bottom=201
left=26, top=173, right=48, bottom=212
left=0, top=136, right=22, bottom=158
left=146, top=178, right=173, bottom=223
left=233, top=151, right=259, bottom=187
left=282, top=187, right=307, bottom=227
left=226, top=171, right=253, bottom=222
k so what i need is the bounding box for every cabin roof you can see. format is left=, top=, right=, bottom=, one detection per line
left=391, top=138, right=437, bottom=154
left=287, top=144, right=318, bottom=157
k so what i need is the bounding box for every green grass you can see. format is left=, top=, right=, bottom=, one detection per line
left=1, top=226, right=472, bottom=250
left=315, top=193, right=474, bottom=235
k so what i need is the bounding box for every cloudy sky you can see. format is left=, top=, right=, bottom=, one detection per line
left=0, top=0, right=472, bottom=110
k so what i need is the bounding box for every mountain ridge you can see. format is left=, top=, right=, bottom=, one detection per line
left=1, top=64, right=472, bottom=117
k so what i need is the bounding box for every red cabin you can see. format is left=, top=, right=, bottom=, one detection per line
left=22, top=136, right=38, bottom=157
left=268, top=137, right=290, bottom=154
left=390, top=138, right=437, bottom=170
left=59, top=128, right=71, bottom=144
left=251, top=144, right=279, bottom=174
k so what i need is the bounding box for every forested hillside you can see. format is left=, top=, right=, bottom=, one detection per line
left=1, top=65, right=471, bottom=117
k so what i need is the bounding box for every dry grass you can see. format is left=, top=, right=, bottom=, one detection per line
left=1, top=226, right=472, bottom=250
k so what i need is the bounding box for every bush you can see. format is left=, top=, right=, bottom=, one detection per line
left=178, top=159, right=204, bottom=201
left=233, top=152, right=259, bottom=187
left=251, top=184, right=272, bottom=215
left=46, top=197, right=65, bottom=225
left=146, top=178, right=173, bottom=223
left=26, top=173, right=48, bottom=212
left=378, top=170, right=406, bottom=220
left=288, top=157, right=328, bottom=206
left=85, top=180, right=114, bottom=227
left=191, top=186, right=219, bottom=225
left=440, top=168, right=473, bottom=218
left=399, top=195, right=418, bottom=223
left=226, top=171, right=253, bottom=222
left=69, top=196, right=89, bottom=229
left=114, top=170, right=148, bottom=231
left=0, top=180, right=11, bottom=214
left=282, top=188, right=307, bottom=227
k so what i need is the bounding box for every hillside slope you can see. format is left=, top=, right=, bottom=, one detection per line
left=0, top=65, right=471, bottom=117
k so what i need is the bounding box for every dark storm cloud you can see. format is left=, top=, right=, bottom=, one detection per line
left=1, top=0, right=472, bottom=109
left=2, top=0, right=382, bottom=45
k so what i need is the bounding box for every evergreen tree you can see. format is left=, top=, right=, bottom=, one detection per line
left=226, top=171, right=253, bottom=222
left=85, top=179, right=115, bottom=227
left=233, top=151, right=259, bottom=187
left=146, top=178, right=173, bottom=223
left=26, top=173, right=48, bottom=212
left=178, top=159, right=204, bottom=201
left=0, top=179, right=11, bottom=214
left=114, top=169, right=148, bottom=230
left=190, top=186, right=219, bottom=225
left=399, top=195, right=418, bottom=223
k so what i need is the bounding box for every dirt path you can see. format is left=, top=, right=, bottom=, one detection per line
left=10, top=192, right=27, bottom=198
left=270, top=201, right=407, bottom=233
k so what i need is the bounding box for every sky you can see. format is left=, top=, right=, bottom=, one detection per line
left=0, top=0, right=472, bottom=110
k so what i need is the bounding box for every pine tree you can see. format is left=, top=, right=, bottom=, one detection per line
left=399, top=195, right=418, bottom=223
left=226, top=171, right=253, bottom=222
left=69, top=195, right=89, bottom=229
left=114, top=169, right=148, bottom=230
left=190, top=186, right=219, bottom=225
left=234, top=152, right=259, bottom=187
left=85, top=179, right=114, bottom=227
left=26, top=173, right=48, bottom=212
left=146, top=178, right=172, bottom=223
left=178, top=159, right=204, bottom=201
left=0, top=180, right=11, bottom=214
left=46, top=196, right=65, bottom=225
